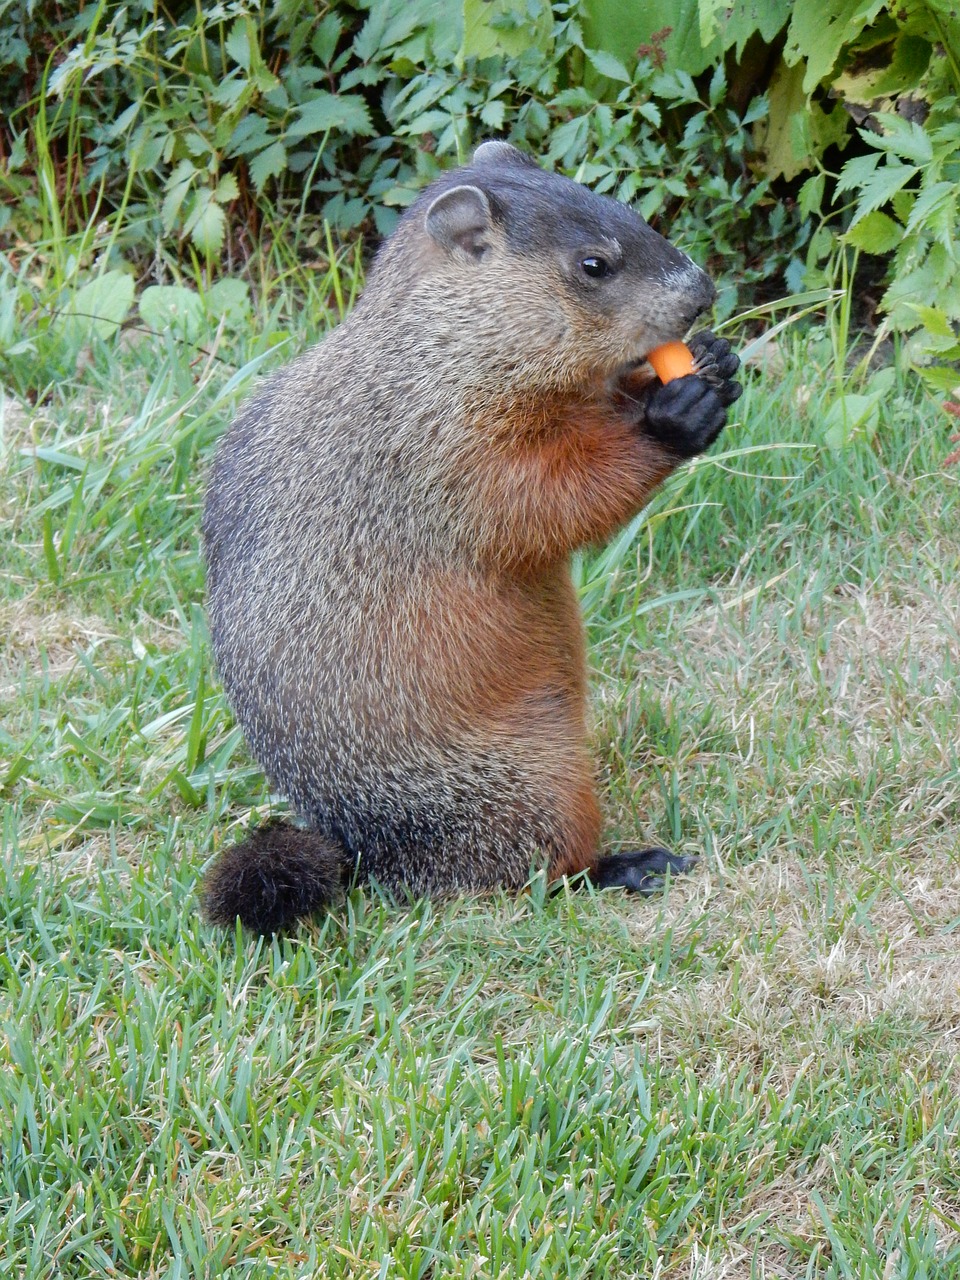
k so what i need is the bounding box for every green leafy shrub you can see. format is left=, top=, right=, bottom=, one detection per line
left=584, top=0, right=960, bottom=399
left=1, top=0, right=957, bottom=410
left=691, top=0, right=960, bottom=391
left=838, top=99, right=960, bottom=392
left=0, top=0, right=803, bottom=307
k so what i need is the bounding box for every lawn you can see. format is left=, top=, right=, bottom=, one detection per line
left=2, top=273, right=959, bottom=1277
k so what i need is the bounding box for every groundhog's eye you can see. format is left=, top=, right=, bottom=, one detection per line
left=580, top=255, right=612, bottom=280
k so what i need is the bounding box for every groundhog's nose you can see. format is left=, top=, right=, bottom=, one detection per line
left=680, top=265, right=716, bottom=324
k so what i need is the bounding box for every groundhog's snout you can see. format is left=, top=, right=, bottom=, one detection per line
left=677, top=264, right=717, bottom=328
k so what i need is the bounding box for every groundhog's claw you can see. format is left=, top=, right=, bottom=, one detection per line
left=688, top=330, right=742, bottom=406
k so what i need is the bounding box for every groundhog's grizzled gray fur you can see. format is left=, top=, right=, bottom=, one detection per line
left=202, top=141, right=742, bottom=932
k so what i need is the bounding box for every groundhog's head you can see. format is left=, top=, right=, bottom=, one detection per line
left=379, top=141, right=716, bottom=392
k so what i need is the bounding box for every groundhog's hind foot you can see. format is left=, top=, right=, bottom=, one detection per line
left=592, top=847, right=698, bottom=895
left=202, top=820, right=348, bottom=933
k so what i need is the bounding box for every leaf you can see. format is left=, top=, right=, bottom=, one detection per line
left=707, top=61, right=726, bottom=106
left=759, top=61, right=809, bottom=180
left=479, top=99, right=507, bottom=130
left=401, top=109, right=453, bottom=136
left=553, top=87, right=596, bottom=111
left=63, top=271, right=135, bottom=344
left=842, top=209, right=902, bottom=254
left=225, top=19, right=252, bottom=72
left=833, top=151, right=880, bottom=196
left=311, top=13, right=344, bottom=65
left=286, top=92, right=374, bottom=140
left=865, top=366, right=896, bottom=397
left=585, top=49, right=632, bottom=84
left=741, top=92, right=770, bottom=126
left=785, top=0, right=886, bottom=93
left=902, top=303, right=955, bottom=340
left=699, top=0, right=727, bottom=46
left=248, top=141, right=287, bottom=193
left=211, top=75, right=247, bottom=109
left=832, top=31, right=932, bottom=104
left=215, top=174, right=240, bottom=203
left=808, top=97, right=851, bottom=157
left=460, top=0, right=553, bottom=63
left=701, top=0, right=791, bottom=57
left=7, top=129, right=27, bottom=170
left=106, top=102, right=141, bottom=143
left=868, top=115, right=933, bottom=166
left=846, top=158, right=919, bottom=229
left=227, top=114, right=274, bottom=158
left=798, top=172, right=825, bottom=219
left=904, top=180, right=957, bottom=241
left=883, top=249, right=960, bottom=325
left=546, top=115, right=589, bottom=165
left=166, top=768, right=202, bottom=808
left=913, top=363, right=960, bottom=393
left=139, top=285, right=205, bottom=341
left=1, top=748, right=33, bottom=794
left=822, top=391, right=882, bottom=450
left=579, top=0, right=717, bottom=77
left=185, top=191, right=227, bottom=256
left=892, top=189, right=915, bottom=224
left=390, top=75, right=447, bottom=119
left=53, top=795, right=127, bottom=828
left=161, top=160, right=198, bottom=233
left=205, top=279, right=252, bottom=329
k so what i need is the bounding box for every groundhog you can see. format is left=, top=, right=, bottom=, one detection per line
left=202, top=140, right=741, bottom=933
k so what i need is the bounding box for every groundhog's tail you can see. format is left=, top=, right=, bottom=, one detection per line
left=202, top=820, right=347, bottom=934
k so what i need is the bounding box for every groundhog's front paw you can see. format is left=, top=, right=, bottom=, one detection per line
left=688, top=330, right=742, bottom=407
left=639, top=330, right=742, bottom=457
left=641, top=374, right=730, bottom=457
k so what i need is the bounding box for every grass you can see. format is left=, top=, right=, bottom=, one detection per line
left=2, top=226, right=960, bottom=1278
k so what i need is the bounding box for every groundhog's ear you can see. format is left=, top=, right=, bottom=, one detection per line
left=425, top=185, right=493, bottom=258
left=472, top=140, right=534, bottom=168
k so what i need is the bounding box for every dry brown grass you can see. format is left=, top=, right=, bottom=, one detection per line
left=0, top=594, right=119, bottom=693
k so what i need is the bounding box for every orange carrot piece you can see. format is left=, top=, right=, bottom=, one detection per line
left=647, top=341, right=696, bottom=383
